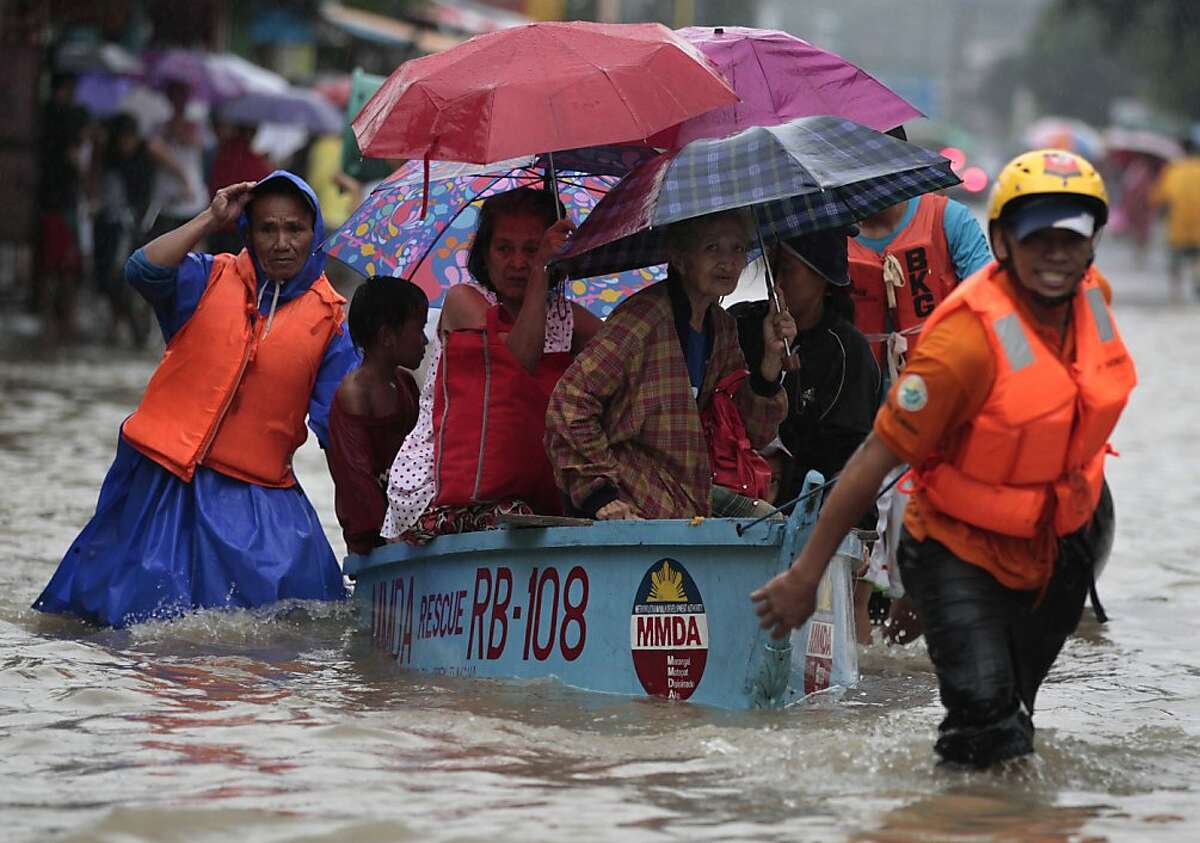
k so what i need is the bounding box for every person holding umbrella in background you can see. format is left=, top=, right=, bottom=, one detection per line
left=145, top=81, right=210, bottom=241
left=729, top=227, right=880, bottom=506
left=729, top=227, right=882, bottom=641
left=92, top=113, right=156, bottom=347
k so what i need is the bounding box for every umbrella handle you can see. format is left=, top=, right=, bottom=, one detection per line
left=419, top=155, right=431, bottom=220
left=755, top=225, right=799, bottom=371
left=546, top=150, right=563, bottom=220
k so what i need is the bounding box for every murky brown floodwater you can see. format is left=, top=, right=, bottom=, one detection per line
left=2, top=239, right=1199, bottom=842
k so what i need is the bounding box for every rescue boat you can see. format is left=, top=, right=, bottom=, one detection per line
left=345, top=474, right=859, bottom=709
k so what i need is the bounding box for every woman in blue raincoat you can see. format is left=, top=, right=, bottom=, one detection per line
left=34, top=171, right=359, bottom=627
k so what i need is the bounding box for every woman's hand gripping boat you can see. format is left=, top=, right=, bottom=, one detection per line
left=345, top=474, right=859, bottom=710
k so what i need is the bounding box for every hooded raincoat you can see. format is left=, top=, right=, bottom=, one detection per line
left=34, top=171, right=360, bottom=627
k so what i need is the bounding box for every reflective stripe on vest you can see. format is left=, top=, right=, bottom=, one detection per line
left=1086, top=286, right=1114, bottom=342
left=993, top=313, right=1035, bottom=372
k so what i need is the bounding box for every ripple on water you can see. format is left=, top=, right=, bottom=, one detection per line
left=2, top=274, right=1200, bottom=841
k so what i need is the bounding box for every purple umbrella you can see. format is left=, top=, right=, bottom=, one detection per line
left=147, top=49, right=288, bottom=103
left=651, top=26, right=922, bottom=149
left=218, top=86, right=342, bottom=134
left=74, top=72, right=135, bottom=117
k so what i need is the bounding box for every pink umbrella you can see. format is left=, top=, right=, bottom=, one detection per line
left=651, top=26, right=922, bottom=148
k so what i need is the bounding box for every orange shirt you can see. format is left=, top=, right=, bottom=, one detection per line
left=873, top=269, right=1113, bottom=590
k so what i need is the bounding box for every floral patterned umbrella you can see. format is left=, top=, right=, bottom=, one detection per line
left=323, top=157, right=664, bottom=317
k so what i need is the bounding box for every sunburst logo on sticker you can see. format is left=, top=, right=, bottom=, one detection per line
left=648, top=560, right=687, bottom=603
left=631, top=558, right=708, bottom=701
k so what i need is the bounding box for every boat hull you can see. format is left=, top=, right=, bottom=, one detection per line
left=346, top=479, right=858, bottom=710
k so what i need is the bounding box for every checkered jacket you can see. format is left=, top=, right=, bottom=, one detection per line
left=545, top=280, right=787, bottom=518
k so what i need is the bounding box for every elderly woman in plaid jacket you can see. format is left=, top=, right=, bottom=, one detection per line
left=545, top=209, right=796, bottom=520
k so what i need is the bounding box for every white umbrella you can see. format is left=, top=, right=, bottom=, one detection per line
left=1104, top=127, right=1183, bottom=161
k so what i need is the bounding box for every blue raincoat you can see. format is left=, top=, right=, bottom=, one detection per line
left=34, top=171, right=360, bottom=627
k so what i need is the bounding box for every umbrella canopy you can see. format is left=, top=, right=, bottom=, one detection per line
left=219, top=86, right=342, bottom=134
left=75, top=76, right=174, bottom=133
left=75, top=72, right=137, bottom=117
left=553, top=115, right=960, bottom=279
left=55, top=42, right=144, bottom=76
left=1024, top=117, right=1106, bottom=162
left=147, top=49, right=289, bottom=102
left=352, top=20, right=737, bottom=163
left=314, top=74, right=352, bottom=108
left=1104, top=126, right=1183, bottom=161
left=652, top=26, right=921, bottom=149
left=324, top=158, right=663, bottom=316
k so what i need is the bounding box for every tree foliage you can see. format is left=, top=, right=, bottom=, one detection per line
left=1017, top=2, right=1135, bottom=125
left=1058, top=0, right=1200, bottom=120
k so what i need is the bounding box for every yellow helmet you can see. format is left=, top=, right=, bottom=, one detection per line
left=987, top=149, right=1109, bottom=226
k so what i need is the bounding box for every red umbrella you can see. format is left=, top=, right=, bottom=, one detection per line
left=352, top=21, right=737, bottom=164
left=313, top=74, right=351, bottom=109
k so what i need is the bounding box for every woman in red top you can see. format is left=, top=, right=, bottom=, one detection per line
left=328, top=276, right=429, bottom=554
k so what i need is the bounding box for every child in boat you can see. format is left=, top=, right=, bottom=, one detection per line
left=328, top=276, right=428, bottom=554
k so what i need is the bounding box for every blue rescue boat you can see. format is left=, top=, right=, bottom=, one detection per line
left=346, top=475, right=859, bottom=710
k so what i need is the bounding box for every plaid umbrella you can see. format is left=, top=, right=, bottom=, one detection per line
left=324, top=157, right=664, bottom=317
left=553, top=115, right=961, bottom=279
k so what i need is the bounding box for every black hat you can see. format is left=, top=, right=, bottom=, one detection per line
left=778, top=226, right=856, bottom=286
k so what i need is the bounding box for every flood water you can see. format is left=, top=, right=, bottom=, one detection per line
left=2, top=240, right=1199, bottom=841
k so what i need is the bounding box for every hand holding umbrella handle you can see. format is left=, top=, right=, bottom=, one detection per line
left=537, top=218, right=576, bottom=282
left=755, top=225, right=800, bottom=372
left=765, top=291, right=800, bottom=376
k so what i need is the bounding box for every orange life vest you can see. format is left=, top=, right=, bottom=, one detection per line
left=848, top=194, right=957, bottom=366
left=915, top=264, right=1136, bottom=538
left=122, top=250, right=346, bottom=488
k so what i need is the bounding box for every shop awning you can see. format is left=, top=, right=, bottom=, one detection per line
left=320, top=2, right=464, bottom=53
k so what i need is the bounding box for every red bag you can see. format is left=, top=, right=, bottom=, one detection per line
left=701, top=369, right=773, bottom=500
left=432, top=306, right=570, bottom=514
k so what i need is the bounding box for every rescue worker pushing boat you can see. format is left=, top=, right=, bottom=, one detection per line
left=752, top=149, right=1137, bottom=768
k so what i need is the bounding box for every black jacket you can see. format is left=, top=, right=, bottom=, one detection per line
left=730, top=300, right=881, bottom=499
